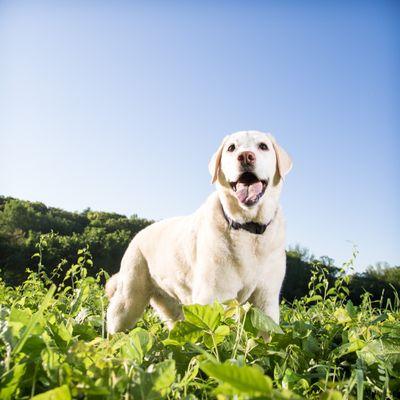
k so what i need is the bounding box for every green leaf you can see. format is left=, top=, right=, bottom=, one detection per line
left=165, top=321, right=203, bottom=345
left=135, top=360, right=176, bottom=400
left=346, top=300, right=358, bottom=319
left=20, top=335, right=46, bottom=360
left=334, top=339, right=365, bottom=357
left=334, top=307, right=352, bottom=324
left=302, top=335, right=320, bottom=357
left=200, top=361, right=272, bottom=395
left=0, top=364, right=26, bottom=400
left=151, top=359, right=176, bottom=394
left=69, top=284, right=90, bottom=316
left=250, top=307, right=283, bottom=334
left=306, top=295, right=323, bottom=303
left=203, top=324, right=230, bottom=348
left=9, top=307, right=32, bottom=326
left=48, top=321, right=72, bottom=349
left=179, top=358, right=199, bottom=387
left=326, top=288, right=337, bottom=296
left=31, top=385, right=71, bottom=400
left=370, top=313, right=388, bottom=325
left=321, top=390, right=343, bottom=400
left=282, top=368, right=308, bottom=391
left=213, top=324, right=230, bottom=343
left=358, top=339, right=400, bottom=371
left=12, top=285, right=56, bottom=355
left=183, top=303, right=223, bottom=331
left=356, top=368, right=364, bottom=400
left=121, top=327, right=153, bottom=364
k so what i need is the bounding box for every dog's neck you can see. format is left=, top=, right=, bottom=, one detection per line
left=217, top=181, right=282, bottom=225
left=221, top=206, right=273, bottom=234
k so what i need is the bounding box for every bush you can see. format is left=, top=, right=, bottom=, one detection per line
left=0, top=244, right=399, bottom=399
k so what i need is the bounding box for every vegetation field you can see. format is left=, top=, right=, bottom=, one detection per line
left=0, top=240, right=399, bottom=400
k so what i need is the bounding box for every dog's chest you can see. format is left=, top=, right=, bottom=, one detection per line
left=230, top=229, right=268, bottom=262
left=226, top=231, right=269, bottom=291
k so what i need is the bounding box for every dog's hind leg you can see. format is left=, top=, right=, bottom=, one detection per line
left=106, top=242, right=151, bottom=334
left=105, top=273, right=119, bottom=299
left=150, top=291, right=182, bottom=329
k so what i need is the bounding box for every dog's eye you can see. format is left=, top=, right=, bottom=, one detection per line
left=259, top=142, right=269, bottom=151
left=227, top=144, right=236, bottom=152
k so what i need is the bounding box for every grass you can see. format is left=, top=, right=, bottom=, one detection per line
left=0, top=240, right=399, bottom=399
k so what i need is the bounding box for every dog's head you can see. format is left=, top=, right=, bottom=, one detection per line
left=209, top=131, right=292, bottom=208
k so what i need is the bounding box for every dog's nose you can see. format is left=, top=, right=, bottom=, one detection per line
left=238, top=151, right=256, bottom=165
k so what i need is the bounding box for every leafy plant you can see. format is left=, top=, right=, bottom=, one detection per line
left=0, top=241, right=399, bottom=399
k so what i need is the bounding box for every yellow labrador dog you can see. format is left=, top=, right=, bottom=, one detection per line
left=106, top=130, right=292, bottom=334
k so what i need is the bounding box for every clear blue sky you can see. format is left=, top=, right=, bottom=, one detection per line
left=0, top=1, right=399, bottom=271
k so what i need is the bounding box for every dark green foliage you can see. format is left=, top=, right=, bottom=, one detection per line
left=283, top=247, right=400, bottom=306
left=0, top=196, right=152, bottom=284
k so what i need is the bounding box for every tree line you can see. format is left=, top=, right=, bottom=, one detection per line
left=1, top=195, right=399, bottom=305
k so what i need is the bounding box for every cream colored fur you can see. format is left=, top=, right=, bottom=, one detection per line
left=106, top=130, right=292, bottom=334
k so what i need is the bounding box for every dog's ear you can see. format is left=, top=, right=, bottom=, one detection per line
left=209, top=135, right=229, bottom=184
left=270, top=135, right=293, bottom=179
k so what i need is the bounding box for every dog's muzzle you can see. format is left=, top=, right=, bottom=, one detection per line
left=230, top=172, right=268, bottom=206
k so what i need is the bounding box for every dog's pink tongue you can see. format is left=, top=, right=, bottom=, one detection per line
left=236, top=181, right=263, bottom=204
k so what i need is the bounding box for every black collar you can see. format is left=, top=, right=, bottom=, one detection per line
left=221, top=206, right=272, bottom=235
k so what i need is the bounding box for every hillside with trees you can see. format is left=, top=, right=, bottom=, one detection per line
left=1, top=195, right=399, bottom=305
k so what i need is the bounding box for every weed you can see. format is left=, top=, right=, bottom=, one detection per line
left=0, top=241, right=399, bottom=399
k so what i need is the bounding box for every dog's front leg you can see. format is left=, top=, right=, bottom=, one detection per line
left=249, top=286, right=281, bottom=342
left=250, top=287, right=281, bottom=323
left=191, top=259, right=243, bottom=305
left=191, top=283, right=219, bottom=305
left=251, top=250, right=286, bottom=324
left=190, top=262, right=217, bottom=305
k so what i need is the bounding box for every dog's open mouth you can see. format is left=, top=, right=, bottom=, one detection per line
left=230, top=172, right=268, bottom=206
